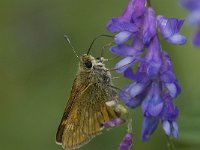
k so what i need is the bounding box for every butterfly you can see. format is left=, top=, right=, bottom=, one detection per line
left=56, top=53, right=123, bottom=149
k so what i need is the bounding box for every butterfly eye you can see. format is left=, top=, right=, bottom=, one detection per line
left=84, top=61, right=92, bottom=68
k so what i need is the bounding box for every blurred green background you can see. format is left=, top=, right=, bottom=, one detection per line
left=0, top=0, right=200, bottom=150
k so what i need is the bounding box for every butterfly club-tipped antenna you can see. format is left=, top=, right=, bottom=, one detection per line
left=64, top=35, right=79, bottom=60
left=86, top=34, right=114, bottom=55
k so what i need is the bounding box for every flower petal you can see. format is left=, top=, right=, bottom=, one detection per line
left=181, top=0, right=200, bottom=11
left=124, top=68, right=136, bottom=80
left=130, top=0, right=145, bottom=20
left=110, top=44, right=139, bottom=57
left=167, top=34, right=187, bottom=45
left=162, top=120, right=171, bottom=136
left=157, top=16, right=186, bottom=44
left=192, top=28, right=200, bottom=47
left=128, top=82, right=147, bottom=97
left=160, top=71, right=176, bottom=83
left=119, top=86, right=132, bottom=101
left=115, top=56, right=136, bottom=73
left=142, top=82, right=163, bottom=117
left=172, top=121, right=178, bottom=138
left=104, top=118, right=125, bottom=128
left=124, top=97, right=143, bottom=108
left=115, top=31, right=133, bottom=45
left=121, top=0, right=135, bottom=20
left=165, top=83, right=178, bottom=98
left=143, top=8, right=156, bottom=46
left=115, top=57, right=136, bottom=73
left=120, top=84, right=146, bottom=108
left=162, top=120, right=178, bottom=138
left=186, top=10, right=200, bottom=25
left=107, top=17, right=138, bottom=33
left=118, top=133, right=133, bottom=150
left=141, top=117, right=159, bottom=142
left=146, top=36, right=162, bottom=79
left=132, top=35, right=144, bottom=52
left=148, top=102, right=163, bottom=117
left=160, top=94, right=179, bottom=121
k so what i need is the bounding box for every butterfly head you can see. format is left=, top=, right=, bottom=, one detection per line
left=80, top=54, right=106, bottom=70
left=79, top=54, right=95, bottom=70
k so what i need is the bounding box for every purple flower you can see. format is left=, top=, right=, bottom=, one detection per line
left=103, top=118, right=125, bottom=128
left=160, top=52, right=181, bottom=98
left=143, top=8, right=157, bottom=46
left=107, top=0, right=186, bottom=142
left=118, top=133, right=133, bottom=150
left=115, top=31, right=134, bottom=45
left=181, top=0, right=200, bottom=46
left=162, top=121, right=178, bottom=138
left=142, top=82, right=164, bottom=117
left=192, top=28, right=200, bottom=46
left=122, top=0, right=145, bottom=21
left=181, top=0, right=200, bottom=11
left=145, top=36, right=162, bottom=79
left=161, top=94, right=179, bottom=138
left=107, top=0, right=147, bottom=45
left=157, top=16, right=186, bottom=45
left=107, top=18, right=137, bottom=33
left=142, top=117, right=159, bottom=141
left=111, top=35, right=144, bottom=73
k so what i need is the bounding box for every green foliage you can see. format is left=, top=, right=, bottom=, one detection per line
left=0, top=0, right=200, bottom=150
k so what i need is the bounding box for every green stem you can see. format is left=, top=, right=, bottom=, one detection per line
left=126, top=108, right=133, bottom=133
left=146, top=0, right=151, bottom=7
left=166, top=136, right=175, bottom=150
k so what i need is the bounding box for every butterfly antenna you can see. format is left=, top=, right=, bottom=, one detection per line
left=87, top=34, right=114, bottom=55
left=64, top=35, right=79, bottom=59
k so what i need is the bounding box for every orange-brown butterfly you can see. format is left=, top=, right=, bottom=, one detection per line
left=56, top=35, right=125, bottom=150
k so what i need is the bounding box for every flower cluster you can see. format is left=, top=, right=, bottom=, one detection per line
left=107, top=0, right=186, bottom=143
left=181, top=0, right=200, bottom=47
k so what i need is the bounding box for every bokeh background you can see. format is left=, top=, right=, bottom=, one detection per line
left=1, top=0, right=200, bottom=150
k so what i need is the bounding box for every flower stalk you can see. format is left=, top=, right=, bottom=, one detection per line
left=146, top=0, right=151, bottom=7
left=166, top=136, right=175, bottom=150
left=107, top=0, right=186, bottom=144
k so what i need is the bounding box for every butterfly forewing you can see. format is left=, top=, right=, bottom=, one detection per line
left=56, top=76, right=86, bottom=144
left=56, top=77, right=118, bottom=150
